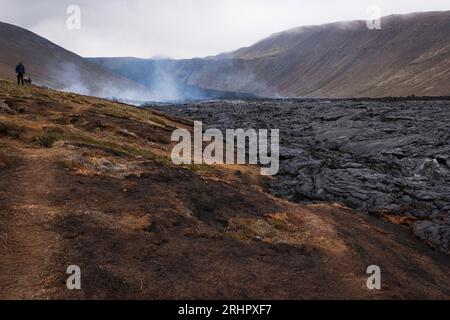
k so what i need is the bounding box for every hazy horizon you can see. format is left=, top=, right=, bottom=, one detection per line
left=1, top=0, right=449, bottom=59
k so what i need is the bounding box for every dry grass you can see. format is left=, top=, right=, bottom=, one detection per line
left=0, top=79, right=449, bottom=300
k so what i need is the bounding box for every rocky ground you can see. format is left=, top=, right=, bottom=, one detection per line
left=1, top=81, right=450, bottom=299
left=151, top=98, right=450, bottom=254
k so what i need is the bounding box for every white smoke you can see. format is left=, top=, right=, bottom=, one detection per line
left=55, top=63, right=90, bottom=95
left=51, top=62, right=155, bottom=104
left=146, top=61, right=182, bottom=102
left=48, top=59, right=269, bottom=104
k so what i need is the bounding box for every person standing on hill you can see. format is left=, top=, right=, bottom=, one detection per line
left=15, top=62, right=25, bottom=86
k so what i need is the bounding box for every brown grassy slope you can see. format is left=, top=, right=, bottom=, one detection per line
left=0, top=80, right=449, bottom=299
left=234, top=11, right=450, bottom=97
left=0, top=22, right=150, bottom=99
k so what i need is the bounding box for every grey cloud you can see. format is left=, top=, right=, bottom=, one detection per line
left=0, top=0, right=449, bottom=58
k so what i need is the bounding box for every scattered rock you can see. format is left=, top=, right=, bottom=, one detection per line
left=413, top=219, right=450, bottom=253
left=117, top=128, right=138, bottom=139
left=0, top=100, right=15, bottom=115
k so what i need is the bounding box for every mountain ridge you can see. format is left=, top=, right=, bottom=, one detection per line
left=91, top=10, right=450, bottom=98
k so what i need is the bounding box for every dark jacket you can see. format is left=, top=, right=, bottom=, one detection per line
left=16, top=64, right=25, bottom=75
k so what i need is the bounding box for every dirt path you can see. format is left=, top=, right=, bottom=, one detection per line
left=0, top=144, right=449, bottom=300
left=0, top=147, right=65, bottom=299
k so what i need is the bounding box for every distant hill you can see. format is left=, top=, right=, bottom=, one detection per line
left=0, top=22, right=151, bottom=101
left=91, top=11, right=450, bottom=98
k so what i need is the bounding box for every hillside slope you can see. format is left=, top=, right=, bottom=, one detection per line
left=0, top=80, right=449, bottom=299
left=92, top=11, right=450, bottom=98
left=0, top=22, right=151, bottom=101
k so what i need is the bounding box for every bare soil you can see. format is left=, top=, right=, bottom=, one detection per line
left=0, top=80, right=449, bottom=299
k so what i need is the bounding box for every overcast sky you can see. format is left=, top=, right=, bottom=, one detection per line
left=1, top=0, right=449, bottom=59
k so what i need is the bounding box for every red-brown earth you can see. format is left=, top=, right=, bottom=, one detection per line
left=0, top=80, right=449, bottom=299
